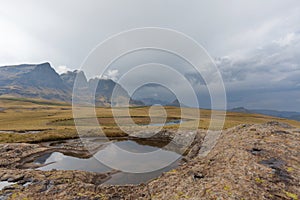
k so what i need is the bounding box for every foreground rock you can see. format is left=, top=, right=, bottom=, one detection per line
left=0, top=122, right=299, bottom=199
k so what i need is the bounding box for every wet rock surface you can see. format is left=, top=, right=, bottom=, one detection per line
left=0, top=122, right=299, bottom=199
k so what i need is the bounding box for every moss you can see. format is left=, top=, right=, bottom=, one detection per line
left=175, top=191, right=190, bottom=199
left=96, top=193, right=108, bottom=200
left=285, top=191, right=298, bottom=200
left=223, top=185, right=230, bottom=191
left=287, top=167, right=294, bottom=172
left=77, top=192, right=86, bottom=197
left=167, top=169, right=177, bottom=174
left=255, top=177, right=264, bottom=184
left=9, top=192, right=19, bottom=199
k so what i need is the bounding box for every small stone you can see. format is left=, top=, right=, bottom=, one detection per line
left=193, top=173, right=204, bottom=180
left=250, top=148, right=263, bottom=155
left=272, top=130, right=290, bottom=135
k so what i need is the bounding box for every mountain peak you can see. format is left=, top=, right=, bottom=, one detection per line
left=0, top=63, right=144, bottom=106
left=230, top=107, right=251, bottom=113
left=33, top=62, right=56, bottom=72
left=37, top=62, right=51, bottom=67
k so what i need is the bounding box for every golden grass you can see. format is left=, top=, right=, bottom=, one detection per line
left=0, top=97, right=299, bottom=143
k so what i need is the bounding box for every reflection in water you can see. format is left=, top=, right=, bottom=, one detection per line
left=142, top=120, right=182, bottom=127
left=105, top=160, right=179, bottom=185
left=94, top=140, right=180, bottom=173
left=36, top=152, right=111, bottom=173
left=35, top=139, right=181, bottom=184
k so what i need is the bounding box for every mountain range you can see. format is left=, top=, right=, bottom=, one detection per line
left=0, top=63, right=186, bottom=107
left=230, top=107, right=300, bottom=121
left=1, top=63, right=298, bottom=121
left=0, top=62, right=141, bottom=106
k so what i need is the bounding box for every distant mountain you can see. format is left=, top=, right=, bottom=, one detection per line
left=230, top=107, right=300, bottom=121
left=136, top=98, right=188, bottom=107
left=167, top=99, right=181, bottom=107
left=230, top=107, right=252, bottom=113
left=60, top=70, right=88, bottom=90
left=251, top=109, right=300, bottom=121
left=138, top=98, right=170, bottom=106
left=0, top=63, right=70, bottom=101
left=0, top=63, right=143, bottom=106
left=131, top=83, right=186, bottom=107
left=88, top=78, right=132, bottom=106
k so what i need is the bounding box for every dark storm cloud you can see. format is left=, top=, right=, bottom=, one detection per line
left=0, top=0, right=300, bottom=111
left=216, top=32, right=300, bottom=111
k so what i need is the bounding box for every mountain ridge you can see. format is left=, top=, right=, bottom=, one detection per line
left=0, top=63, right=141, bottom=106
left=230, top=107, right=300, bottom=121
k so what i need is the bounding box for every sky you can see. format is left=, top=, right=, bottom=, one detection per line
left=0, top=0, right=300, bottom=111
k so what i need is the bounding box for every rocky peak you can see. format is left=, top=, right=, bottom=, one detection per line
left=60, top=70, right=88, bottom=89
left=18, top=63, right=68, bottom=90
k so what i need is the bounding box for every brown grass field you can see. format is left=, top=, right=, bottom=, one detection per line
left=0, top=97, right=300, bottom=143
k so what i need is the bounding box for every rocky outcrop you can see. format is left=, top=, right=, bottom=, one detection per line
left=0, top=122, right=299, bottom=199
left=60, top=70, right=88, bottom=90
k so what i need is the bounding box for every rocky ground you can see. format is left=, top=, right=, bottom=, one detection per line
left=0, top=121, right=299, bottom=200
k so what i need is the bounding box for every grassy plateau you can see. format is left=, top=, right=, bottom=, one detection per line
left=0, top=97, right=300, bottom=143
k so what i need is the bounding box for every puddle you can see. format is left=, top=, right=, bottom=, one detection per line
left=23, top=182, right=32, bottom=187
left=0, top=181, right=32, bottom=193
left=0, top=131, right=15, bottom=134
left=105, top=161, right=178, bottom=185
left=34, top=139, right=181, bottom=184
left=18, top=130, right=42, bottom=134
left=0, top=181, right=14, bottom=190
left=0, top=130, right=43, bottom=134
left=142, top=120, right=183, bottom=127
left=35, top=152, right=111, bottom=172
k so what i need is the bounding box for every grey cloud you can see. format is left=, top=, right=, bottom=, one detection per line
left=216, top=32, right=300, bottom=111
left=1, top=1, right=300, bottom=111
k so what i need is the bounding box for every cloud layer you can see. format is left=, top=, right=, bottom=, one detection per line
left=0, top=0, right=299, bottom=111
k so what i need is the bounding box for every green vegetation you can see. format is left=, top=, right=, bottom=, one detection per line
left=285, top=191, right=298, bottom=200
left=0, top=97, right=70, bottom=106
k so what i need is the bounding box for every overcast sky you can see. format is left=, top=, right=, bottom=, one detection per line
left=0, top=0, right=300, bottom=111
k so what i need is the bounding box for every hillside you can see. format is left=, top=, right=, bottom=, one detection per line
left=0, top=63, right=70, bottom=101
left=0, top=63, right=139, bottom=106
